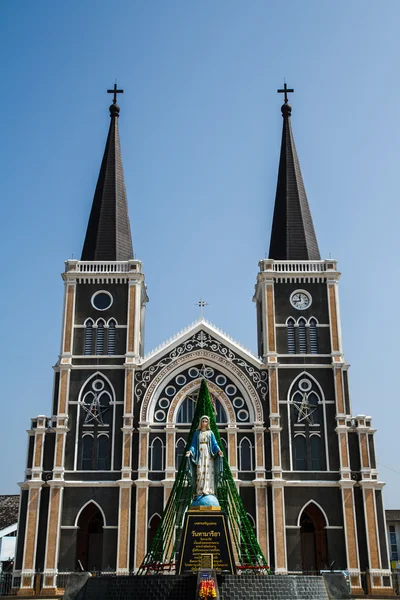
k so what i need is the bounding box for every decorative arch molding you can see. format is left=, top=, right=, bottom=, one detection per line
left=296, top=500, right=329, bottom=528
left=77, top=371, right=117, bottom=404
left=139, top=350, right=264, bottom=423
left=74, top=500, right=107, bottom=528
left=287, top=370, right=325, bottom=403
left=165, top=378, right=236, bottom=424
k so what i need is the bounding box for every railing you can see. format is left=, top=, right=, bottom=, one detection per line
left=273, top=261, right=327, bottom=273
left=259, top=260, right=337, bottom=274
left=65, top=260, right=141, bottom=274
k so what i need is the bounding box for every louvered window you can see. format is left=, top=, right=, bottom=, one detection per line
left=108, top=320, right=116, bottom=355
left=298, top=320, right=307, bottom=353
left=96, top=322, right=104, bottom=355
left=84, top=321, right=93, bottom=355
left=309, top=319, right=318, bottom=354
left=287, top=319, right=296, bottom=353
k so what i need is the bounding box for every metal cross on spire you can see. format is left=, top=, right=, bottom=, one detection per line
left=107, top=82, right=124, bottom=104
left=277, top=82, right=294, bottom=103
left=195, top=299, right=208, bottom=318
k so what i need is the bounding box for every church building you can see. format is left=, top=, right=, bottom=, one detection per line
left=14, top=85, right=393, bottom=596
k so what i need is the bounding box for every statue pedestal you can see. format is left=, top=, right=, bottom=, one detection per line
left=177, top=509, right=236, bottom=574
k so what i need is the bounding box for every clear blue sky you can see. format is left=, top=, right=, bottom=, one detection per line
left=1, top=2, right=399, bottom=507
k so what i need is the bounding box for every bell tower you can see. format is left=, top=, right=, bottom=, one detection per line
left=253, top=86, right=391, bottom=594
left=16, top=89, right=148, bottom=595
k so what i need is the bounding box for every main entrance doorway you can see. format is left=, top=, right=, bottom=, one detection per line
left=300, top=503, right=328, bottom=571
left=76, top=502, right=104, bottom=571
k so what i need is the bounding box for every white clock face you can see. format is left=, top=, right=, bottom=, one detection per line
left=290, top=290, right=312, bottom=310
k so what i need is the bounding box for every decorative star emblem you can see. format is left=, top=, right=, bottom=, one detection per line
left=198, top=364, right=213, bottom=379
left=80, top=393, right=109, bottom=425
left=292, top=392, right=316, bottom=424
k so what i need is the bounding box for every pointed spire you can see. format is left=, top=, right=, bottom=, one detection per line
left=268, top=86, right=320, bottom=261
left=81, top=87, right=134, bottom=261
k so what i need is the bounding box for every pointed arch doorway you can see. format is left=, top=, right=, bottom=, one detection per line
left=300, top=503, right=328, bottom=572
left=76, top=502, right=104, bottom=571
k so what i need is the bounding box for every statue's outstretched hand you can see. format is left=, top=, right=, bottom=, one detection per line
left=218, top=451, right=223, bottom=456
left=185, top=451, right=191, bottom=457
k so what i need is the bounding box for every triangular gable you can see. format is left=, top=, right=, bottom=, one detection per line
left=140, top=317, right=262, bottom=369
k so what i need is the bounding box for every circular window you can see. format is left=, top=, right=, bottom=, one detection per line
left=92, top=379, right=105, bottom=392
left=233, top=397, right=244, bottom=409
left=154, top=410, right=166, bottom=422
left=91, top=291, right=113, bottom=311
left=188, top=367, right=199, bottom=378
left=216, top=375, right=227, bottom=386
left=159, top=398, right=170, bottom=409
left=237, top=409, right=249, bottom=422
left=165, top=385, right=176, bottom=397
left=299, top=379, right=312, bottom=392
left=225, top=384, right=237, bottom=396
left=175, top=374, right=187, bottom=386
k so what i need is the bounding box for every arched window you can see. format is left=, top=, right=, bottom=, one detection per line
left=309, top=318, right=318, bottom=354
left=177, top=395, right=227, bottom=424
left=97, top=435, right=109, bottom=470
left=107, top=320, right=116, bottom=355
left=239, top=437, right=253, bottom=471
left=215, top=399, right=228, bottom=423
left=150, top=437, right=164, bottom=471
left=310, top=435, right=322, bottom=470
left=96, top=321, right=105, bottom=355
left=294, top=435, right=307, bottom=470
left=175, top=437, right=186, bottom=470
left=177, top=397, right=196, bottom=423
left=84, top=320, right=94, bottom=355
left=287, top=318, right=296, bottom=353
left=148, top=513, right=162, bottom=549
left=298, top=318, right=307, bottom=353
left=81, top=435, right=94, bottom=470
left=76, top=502, right=104, bottom=571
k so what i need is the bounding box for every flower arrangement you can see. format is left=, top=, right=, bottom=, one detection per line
left=198, top=578, right=217, bottom=599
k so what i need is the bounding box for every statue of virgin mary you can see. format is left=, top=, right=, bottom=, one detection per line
left=185, top=415, right=223, bottom=502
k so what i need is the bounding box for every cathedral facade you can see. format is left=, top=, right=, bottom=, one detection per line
left=14, top=90, right=392, bottom=596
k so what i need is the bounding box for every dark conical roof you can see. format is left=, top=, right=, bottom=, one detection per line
left=81, top=102, right=134, bottom=261
left=268, top=102, right=320, bottom=260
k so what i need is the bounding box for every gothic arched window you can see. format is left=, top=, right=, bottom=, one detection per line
left=290, top=375, right=325, bottom=471
left=177, top=397, right=196, bottom=423
left=215, top=400, right=228, bottom=423
left=177, top=395, right=227, bottom=424
left=96, top=435, right=109, bottom=470
left=239, top=437, right=253, bottom=471
left=150, top=437, right=164, bottom=471
left=81, top=434, right=94, bottom=470
left=287, top=318, right=296, bottom=353
left=175, top=437, right=186, bottom=470
left=310, top=435, right=322, bottom=470
left=84, top=320, right=94, bottom=355
left=107, top=320, right=116, bottom=355
left=298, top=318, right=307, bottom=353
left=309, top=318, right=318, bottom=354
left=294, top=434, right=307, bottom=470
